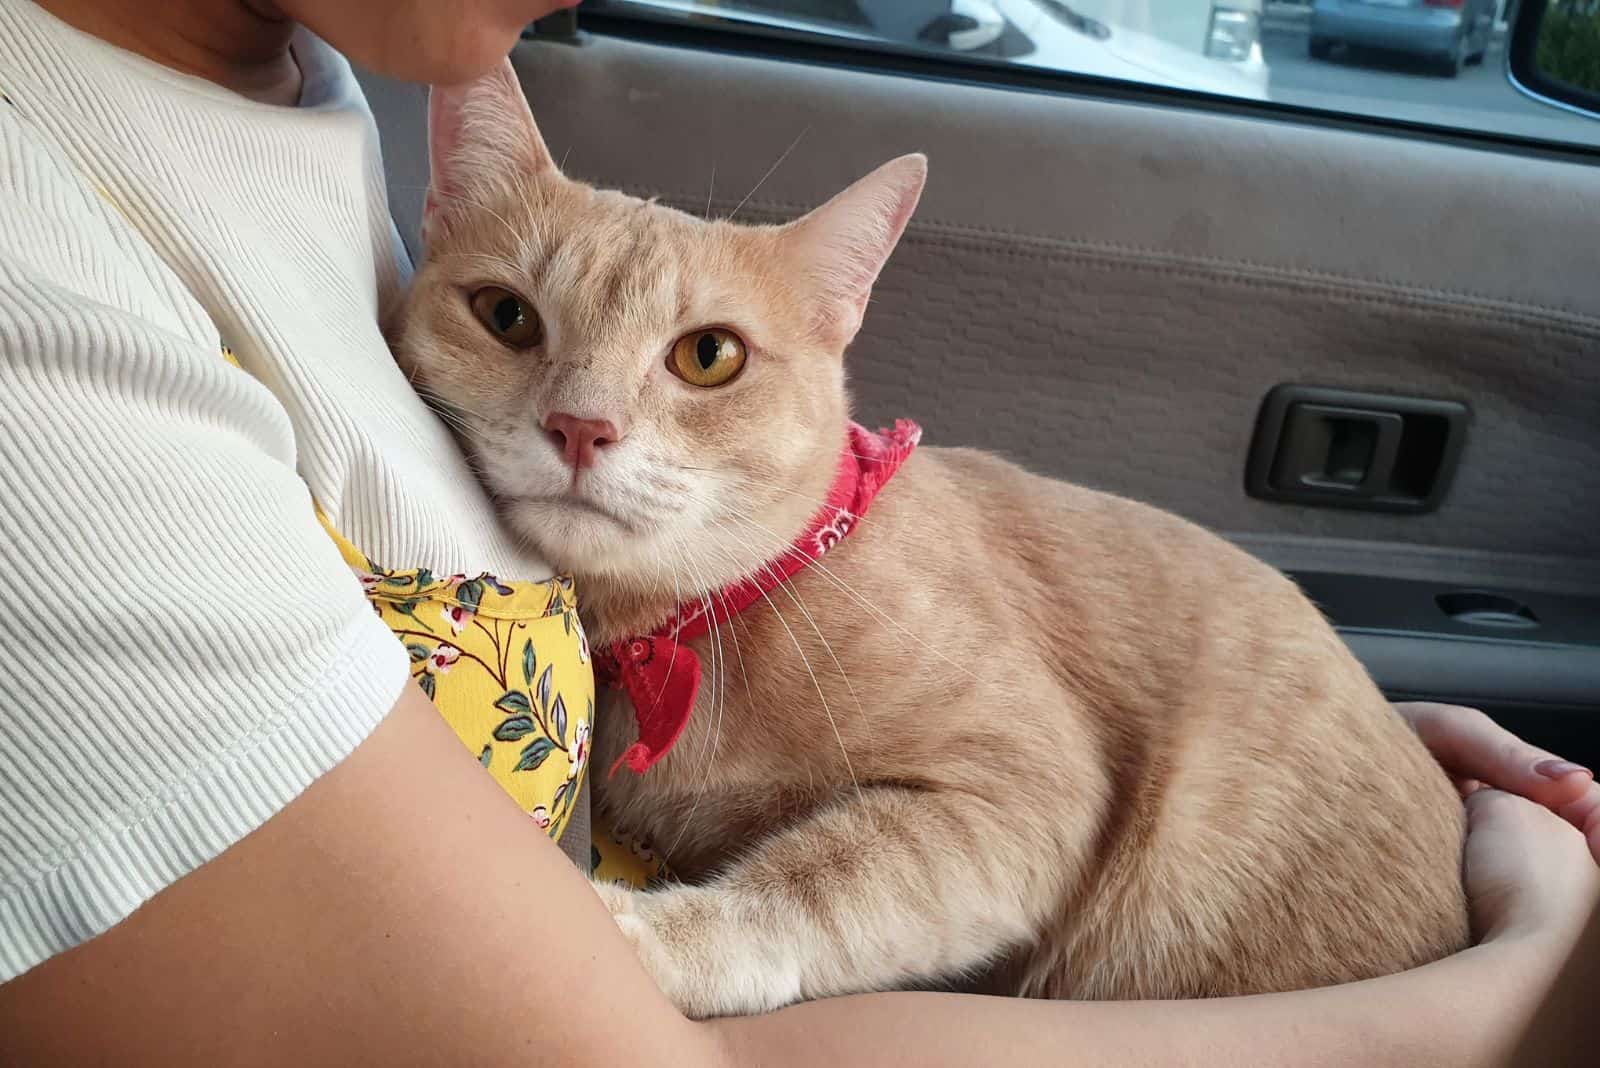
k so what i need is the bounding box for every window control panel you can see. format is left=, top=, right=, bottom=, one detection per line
left=1246, top=385, right=1469, bottom=513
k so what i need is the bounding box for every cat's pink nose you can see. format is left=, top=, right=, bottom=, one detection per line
left=543, top=412, right=623, bottom=470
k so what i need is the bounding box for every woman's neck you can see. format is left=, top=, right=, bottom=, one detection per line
left=34, top=0, right=302, bottom=105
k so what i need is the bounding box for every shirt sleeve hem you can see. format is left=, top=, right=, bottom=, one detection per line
left=0, top=612, right=409, bottom=983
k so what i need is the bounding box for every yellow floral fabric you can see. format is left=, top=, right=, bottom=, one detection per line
left=220, top=346, right=596, bottom=840
left=316, top=512, right=595, bottom=840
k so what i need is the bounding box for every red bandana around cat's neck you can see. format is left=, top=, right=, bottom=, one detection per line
left=595, top=419, right=921, bottom=776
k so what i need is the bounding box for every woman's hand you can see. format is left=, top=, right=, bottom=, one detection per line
left=1397, top=701, right=1600, bottom=861
left=1397, top=700, right=1600, bottom=1054
left=1458, top=787, right=1599, bottom=952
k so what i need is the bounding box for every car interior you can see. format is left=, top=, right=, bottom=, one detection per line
left=357, top=0, right=1599, bottom=770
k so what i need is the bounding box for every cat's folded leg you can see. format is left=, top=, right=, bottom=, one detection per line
left=591, top=785, right=1075, bottom=1019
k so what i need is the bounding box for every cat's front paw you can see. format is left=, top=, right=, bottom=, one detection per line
left=591, top=879, right=689, bottom=1002
left=589, top=880, right=801, bottom=1019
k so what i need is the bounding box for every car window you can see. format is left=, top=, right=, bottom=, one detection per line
left=582, top=0, right=1600, bottom=149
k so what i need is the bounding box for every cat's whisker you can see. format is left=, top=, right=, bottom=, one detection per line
left=609, top=542, right=673, bottom=836
left=683, top=529, right=760, bottom=715
left=684, top=492, right=979, bottom=683
left=661, top=530, right=731, bottom=863
left=729, top=475, right=857, bottom=522
left=729, top=124, right=811, bottom=222
left=703, top=522, right=875, bottom=759
left=421, top=392, right=497, bottom=424
left=752, top=568, right=863, bottom=801
left=431, top=409, right=489, bottom=442
left=680, top=467, right=898, bottom=537
left=669, top=530, right=720, bottom=788
left=704, top=160, right=716, bottom=221
left=412, top=386, right=503, bottom=446
left=667, top=500, right=861, bottom=800
left=607, top=537, right=693, bottom=840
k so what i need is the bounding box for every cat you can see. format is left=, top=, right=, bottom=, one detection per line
left=392, top=60, right=1470, bottom=1019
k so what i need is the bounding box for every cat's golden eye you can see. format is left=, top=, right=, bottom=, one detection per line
left=670, top=329, right=747, bottom=388
left=469, top=286, right=543, bottom=348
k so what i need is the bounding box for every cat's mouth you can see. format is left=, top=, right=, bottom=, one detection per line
left=503, top=492, right=639, bottom=534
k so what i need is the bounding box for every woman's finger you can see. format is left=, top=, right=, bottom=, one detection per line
left=1396, top=702, right=1597, bottom=815
left=1556, top=790, right=1600, bottom=864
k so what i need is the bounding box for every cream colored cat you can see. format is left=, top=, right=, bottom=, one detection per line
left=393, top=62, right=1470, bottom=1018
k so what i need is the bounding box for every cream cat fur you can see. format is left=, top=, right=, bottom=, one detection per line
left=393, top=62, right=1470, bottom=1018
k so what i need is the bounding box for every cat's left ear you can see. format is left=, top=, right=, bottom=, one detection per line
left=779, top=153, right=927, bottom=348
left=423, top=58, right=558, bottom=248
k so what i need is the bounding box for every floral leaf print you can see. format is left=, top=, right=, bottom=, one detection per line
left=494, top=690, right=531, bottom=717
left=537, top=663, right=553, bottom=714
left=516, top=736, right=555, bottom=772
left=418, top=672, right=436, bottom=700
left=415, top=568, right=434, bottom=588
left=494, top=716, right=537, bottom=742
left=456, top=578, right=485, bottom=615
left=486, top=575, right=514, bottom=596
left=479, top=745, right=492, bottom=769
left=522, top=638, right=536, bottom=687
left=552, top=693, right=568, bottom=750
left=552, top=779, right=577, bottom=822
left=381, top=574, right=413, bottom=588
left=563, top=612, right=572, bottom=636
left=405, top=643, right=431, bottom=663
left=394, top=599, right=422, bottom=620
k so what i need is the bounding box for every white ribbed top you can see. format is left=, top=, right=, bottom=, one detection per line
left=0, top=0, right=554, bottom=982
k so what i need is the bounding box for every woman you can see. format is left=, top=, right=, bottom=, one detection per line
left=1, top=0, right=1597, bottom=1062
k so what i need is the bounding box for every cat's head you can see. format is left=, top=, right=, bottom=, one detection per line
left=393, top=61, right=924, bottom=610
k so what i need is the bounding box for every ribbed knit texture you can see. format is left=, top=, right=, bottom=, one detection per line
left=0, top=0, right=558, bottom=981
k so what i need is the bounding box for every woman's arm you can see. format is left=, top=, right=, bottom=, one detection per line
left=3, top=688, right=1593, bottom=1067
left=0, top=686, right=717, bottom=1067
left=1507, top=895, right=1600, bottom=1067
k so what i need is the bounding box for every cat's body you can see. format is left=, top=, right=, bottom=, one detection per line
left=586, top=447, right=1467, bottom=1008
left=397, top=62, right=1469, bottom=1018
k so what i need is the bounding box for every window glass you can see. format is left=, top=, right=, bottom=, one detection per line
left=586, top=0, right=1600, bottom=148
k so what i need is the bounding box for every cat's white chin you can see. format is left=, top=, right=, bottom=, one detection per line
left=502, top=495, right=663, bottom=579
left=504, top=492, right=637, bottom=533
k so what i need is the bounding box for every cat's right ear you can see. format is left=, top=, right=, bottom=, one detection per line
left=423, top=58, right=557, bottom=248
left=778, top=153, right=927, bottom=350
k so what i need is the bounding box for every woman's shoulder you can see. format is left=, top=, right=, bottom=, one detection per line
left=0, top=96, right=220, bottom=355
